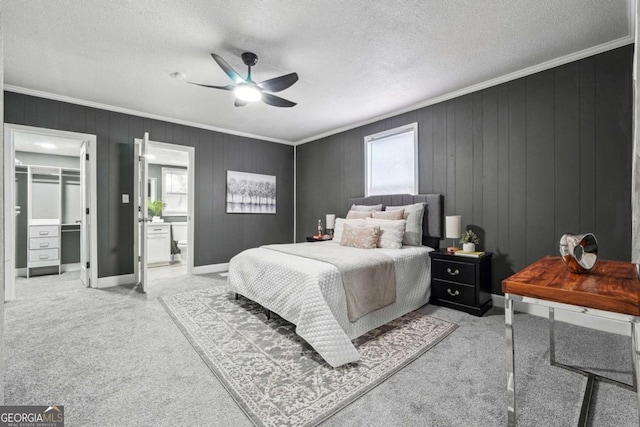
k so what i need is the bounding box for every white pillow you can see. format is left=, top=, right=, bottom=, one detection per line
left=385, top=203, right=426, bottom=246
left=333, top=218, right=367, bottom=243
left=364, top=218, right=406, bottom=249
left=350, top=204, right=383, bottom=212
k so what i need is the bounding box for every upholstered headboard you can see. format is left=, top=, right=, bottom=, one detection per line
left=347, top=194, right=444, bottom=249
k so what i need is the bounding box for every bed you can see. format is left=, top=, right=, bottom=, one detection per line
left=226, top=194, right=444, bottom=367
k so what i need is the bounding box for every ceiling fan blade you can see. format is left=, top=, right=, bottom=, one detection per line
left=234, top=99, right=247, bottom=107
left=211, top=53, right=245, bottom=83
left=262, top=93, right=297, bottom=108
left=186, top=82, right=234, bottom=91
left=257, top=72, right=299, bottom=93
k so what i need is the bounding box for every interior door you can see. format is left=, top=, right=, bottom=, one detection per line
left=134, top=133, right=150, bottom=292
left=79, top=141, right=90, bottom=287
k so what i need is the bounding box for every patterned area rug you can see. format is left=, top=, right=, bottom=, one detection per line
left=159, top=286, right=457, bottom=427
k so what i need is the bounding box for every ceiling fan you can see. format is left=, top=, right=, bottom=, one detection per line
left=175, top=52, right=298, bottom=108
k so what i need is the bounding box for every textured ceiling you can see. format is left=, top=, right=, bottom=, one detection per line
left=3, top=0, right=633, bottom=144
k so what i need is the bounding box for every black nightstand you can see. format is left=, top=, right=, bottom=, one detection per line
left=428, top=249, right=493, bottom=316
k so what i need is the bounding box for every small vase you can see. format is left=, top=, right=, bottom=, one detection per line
left=152, top=216, right=161, bottom=223
left=463, top=243, right=475, bottom=252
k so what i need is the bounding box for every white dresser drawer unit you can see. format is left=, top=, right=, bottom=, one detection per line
left=27, top=224, right=61, bottom=276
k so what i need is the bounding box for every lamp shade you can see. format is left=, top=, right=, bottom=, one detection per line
left=326, top=214, right=336, bottom=229
left=445, top=215, right=462, bottom=239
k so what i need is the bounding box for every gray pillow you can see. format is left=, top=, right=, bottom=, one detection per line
left=350, top=204, right=383, bottom=212
left=385, top=203, right=425, bottom=246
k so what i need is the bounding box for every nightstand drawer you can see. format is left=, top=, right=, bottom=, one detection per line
left=432, top=280, right=476, bottom=306
left=432, top=259, right=475, bottom=284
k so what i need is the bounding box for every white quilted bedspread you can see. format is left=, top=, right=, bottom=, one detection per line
left=227, top=242, right=433, bottom=367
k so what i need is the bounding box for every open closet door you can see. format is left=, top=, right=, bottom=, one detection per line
left=79, top=141, right=90, bottom=287
left=133, top=133, right=150, bottom=292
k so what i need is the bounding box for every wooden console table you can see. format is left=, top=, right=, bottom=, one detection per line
left=502, top=256, right=640, bottom=426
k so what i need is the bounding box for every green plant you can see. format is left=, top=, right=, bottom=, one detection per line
left=460, top=229, right=480, bottom=245
left=147, top=199, right=166, bottom=216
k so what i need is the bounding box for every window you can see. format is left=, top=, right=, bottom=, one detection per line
left=365, top=122, right=418, bottom=196
left=162, top=167, right=188, bottom=216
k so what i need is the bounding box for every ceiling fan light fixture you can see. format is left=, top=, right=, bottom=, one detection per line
left=233, top=84, right=262, bottom=102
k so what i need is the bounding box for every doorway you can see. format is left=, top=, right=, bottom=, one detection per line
left=133, top=134, right=195, bottom=293
left=4, top=124, right=98, bottom=300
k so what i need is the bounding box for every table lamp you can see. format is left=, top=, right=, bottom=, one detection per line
left=326, top=214, right=336, bottom=237
left=445, top=215, right=461, bottom=252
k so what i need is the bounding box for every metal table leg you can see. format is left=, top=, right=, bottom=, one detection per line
left=632, top=321, right=640, bottom=425
left=505, top=295, right=516, bottom=426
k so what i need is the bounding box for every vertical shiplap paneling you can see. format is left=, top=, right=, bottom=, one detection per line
left=4, top=92, right=24, bottom=124
left=507, top=79, right=526, bottom=273
left=472, top=93, right=483, bottom=227
left=94, top=109, right=110, bottom=277
left=481, top=87, right=499, bottom=270
left=36, top=98, right=59, bottom=129
left=343, top=129, right=364, bottom=212
left=497, top=84, right=510, bottom=259
left=579, top=58, right=596, bottom=233
left=108, top=112, right=130, bottom=275
left=417, top=106, right=434, bottom=194
left=554, top=62, right=581, bottom=240
left=69, top=103, right=86, bottom=134
left=195, top=129, right=214, bottom=265
left=525, top=71, right=556, bottom=263
left=432, top=103, right=448, bottom=201
left=24, top=95, right=37, bottom=125
left=446, top=101, right=456, bottom=214
left=454, top=95, right=473, bottom=230
left=594, top=47, right=632, bottom=260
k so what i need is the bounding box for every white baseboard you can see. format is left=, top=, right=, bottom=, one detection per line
left=491, top=294, right=630, bottom=336
left=96, top=274, right=136, bottom=288
left=61, top=263, right=81, bottom=272
left=192, top=263, right=229, bottom=275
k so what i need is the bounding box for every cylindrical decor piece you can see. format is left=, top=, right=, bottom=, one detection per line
left=445, top=215, right=462, bottom=239
left=326, top=214, right=336, bottom=230
left=559, top=233, right=598, bottom=273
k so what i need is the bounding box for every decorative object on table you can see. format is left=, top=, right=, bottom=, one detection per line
left=226, top=170, right=276, bottom=214
left=445, top=215, right=462, bottom=252
left=460, top=229, right=480, bottom=252
left=147, top=199, right=166, bottom=222
left=326, top=214, right=336, bottom=237
left=559, top=233, right=598, bottom=273
left=317, top=219, right=323, bottom=238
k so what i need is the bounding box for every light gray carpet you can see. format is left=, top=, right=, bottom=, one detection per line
left=160, top=287, right=457, bottom=427
left=4, top=271, right=638, bottom=426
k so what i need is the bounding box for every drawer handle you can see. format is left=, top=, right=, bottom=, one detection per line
left=39, top=231, right=49, bottom=235
left=39, top=254, right=49, bottom=260
left=447, top=288, right=460, bottom=297
left=446, top=268, right=460, bottom=276
left=153, top=228, right=163, bottom=231
left=39, top=243, right=50, bottom=247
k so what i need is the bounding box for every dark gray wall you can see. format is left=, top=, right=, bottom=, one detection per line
left=147, top=163, right=187, bottom=222
left=297, top=45, right=633, bottom=294
left=5, top=92, right=295, bottom=278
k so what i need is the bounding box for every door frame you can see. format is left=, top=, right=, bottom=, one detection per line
left=4, top=124, right=99, bottom=299
left=132, top=138, right=195, bottom=283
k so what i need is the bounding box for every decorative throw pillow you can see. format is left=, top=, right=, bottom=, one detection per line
left=333, top=218, right=367, bottom=243
left=372, top=209, right=405, bottom=220
left=340, top=224, right=380, bottom=249
left=350, top=204, right=383, bottom=212
left=364, top=218, right=406, bottom=249
left=346, top=210, right=373, bottom=219
left=385, top=203, right=426, bottom=246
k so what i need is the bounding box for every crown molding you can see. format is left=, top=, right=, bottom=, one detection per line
left=2, top=85, right=295, bottom=146
left=294, top=35, right=635, bottom=145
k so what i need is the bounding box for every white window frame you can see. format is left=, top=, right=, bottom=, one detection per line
left=364, top=122, right=419, bottom=197
left=161, top=167, right=188, bottom=216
